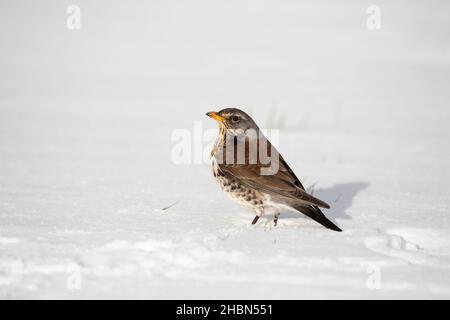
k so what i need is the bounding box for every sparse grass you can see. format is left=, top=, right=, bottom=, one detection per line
left=306, top=182, right=318, bottom=196
left=264, top=221, right=272, bottom=232
left=266, top=105, right=311, bottom=132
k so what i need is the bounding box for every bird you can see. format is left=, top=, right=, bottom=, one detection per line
left=206, top=108, right=342, bottom=232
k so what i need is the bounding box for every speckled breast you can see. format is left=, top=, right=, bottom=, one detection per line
left=213, top=166, right=265, bottom=210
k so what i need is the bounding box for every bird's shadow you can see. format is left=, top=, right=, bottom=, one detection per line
left=282, top=182, right=369, bottom=223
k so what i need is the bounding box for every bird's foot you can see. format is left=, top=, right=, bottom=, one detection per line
left=273, top=212, right=280, bottom=226
left=251, top=215, right=260, bottom=225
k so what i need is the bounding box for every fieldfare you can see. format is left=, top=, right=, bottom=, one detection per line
left=206, top=108, right=341, bottom=232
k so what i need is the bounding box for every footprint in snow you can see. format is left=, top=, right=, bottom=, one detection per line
left=363, top=228, right=449, bottom=267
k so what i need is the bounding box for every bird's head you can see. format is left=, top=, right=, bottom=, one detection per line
left=206, top=108, right=259, bottom=134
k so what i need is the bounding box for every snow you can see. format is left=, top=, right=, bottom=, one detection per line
left=1, top=0, right=450, bottom=299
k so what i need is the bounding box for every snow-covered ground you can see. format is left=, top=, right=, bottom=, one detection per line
left=1, top=0, right=450, bottom=299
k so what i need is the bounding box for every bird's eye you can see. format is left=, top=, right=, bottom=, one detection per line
left=231, top=115, right=240, bottom=123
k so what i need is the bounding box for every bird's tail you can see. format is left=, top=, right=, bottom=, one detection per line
left=292, top=203, right=342, bottom=232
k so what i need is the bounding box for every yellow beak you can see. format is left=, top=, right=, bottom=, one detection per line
left=206, top=111, right=225, bottom=123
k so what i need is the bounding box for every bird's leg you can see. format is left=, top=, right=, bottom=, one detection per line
left=273, top=212, right=280, bottom=226
left=251, top=208, right=264, bottom=225
left=251, top=215, right=260, bottom=224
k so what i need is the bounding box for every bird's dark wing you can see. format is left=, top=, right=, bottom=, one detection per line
left=218, top=161, right=329, bottom=209
left=278, top=155, right=306, bottom=190
left=216, top=135, right=330, bottom=209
